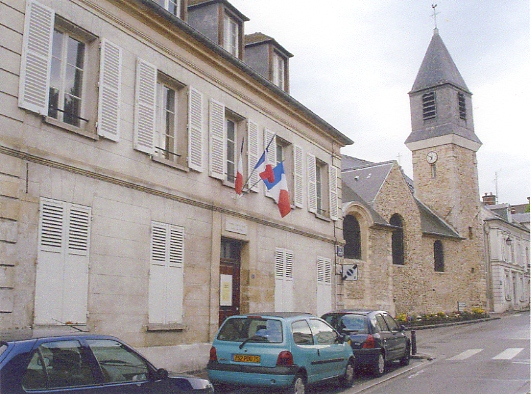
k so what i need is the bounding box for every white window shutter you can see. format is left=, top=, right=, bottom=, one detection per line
left=188, top=86, right=203, bottom=172
left=329, top=165, right=339, bottom=221
left=316, top=257, right=332, bottom=316
left=283, top=249, right=294, bottom=311
left=18, top=0, right=54, bottom=115
left=39, top=198, right=65, bottom=253
left=209, top=99, right=225, bottom=180
left=307, top=153, right=317, bottom=213
left=247, top=120, right=259, bottom=192
left=274, top=248, right=294, bottom=312
left=149, top=222, right=167, bottom=324
left=134, top=58, right=157, bottom=154
left=294, top=145, right=304, bottom=208
left=67, top=204, right=91, bottom=256
left=97, top=39, right=122, bottom=141
left=166, top=225, right=184, bottom=324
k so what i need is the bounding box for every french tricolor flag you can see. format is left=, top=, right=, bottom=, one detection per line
left=254, top=151, right=275, bottom=183
left=235, top=139, right=244, bottom=195
left=263, top=162, right=291, bottom=218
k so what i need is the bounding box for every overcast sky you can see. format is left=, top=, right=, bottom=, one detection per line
left=229, top=0, right=530, bottom=206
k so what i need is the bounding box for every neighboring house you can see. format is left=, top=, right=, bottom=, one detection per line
left=339, top=28, right=487, bottom=316
left=0, top=0, right=352, bottom=373
left=481, top=196, right=530, bottom=313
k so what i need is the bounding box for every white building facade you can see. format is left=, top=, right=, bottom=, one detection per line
left=0, top=0, right=352, bottom=372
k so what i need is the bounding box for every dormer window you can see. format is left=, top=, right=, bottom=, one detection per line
left=155, top=0, right=182, bottom=18
left=458, top=92, right=466, bottom=120
left=223, top=14, right=240, bottom=57
left=422, top=91, right=436, bottom=120
left=272, top=52, right=286, bottom=90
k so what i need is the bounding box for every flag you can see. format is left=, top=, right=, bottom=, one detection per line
left=254, top=151, right=275, bottom=183
left=235, top=138, right=244, bottom=195
left=263, top=162, right=291, bottom=218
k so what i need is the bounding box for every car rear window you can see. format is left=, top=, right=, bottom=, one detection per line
left=340, top=315, right=368, bottom=333
left=217, top=317, right=283, bottom=343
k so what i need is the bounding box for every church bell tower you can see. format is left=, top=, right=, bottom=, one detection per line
left=405, top=28, right=482, bottom=237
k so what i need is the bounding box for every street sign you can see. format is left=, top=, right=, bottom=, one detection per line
left=342, top=264, right=358, bottom=281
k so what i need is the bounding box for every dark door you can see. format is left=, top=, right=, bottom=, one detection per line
left=219, top=239, right=241, bottom=326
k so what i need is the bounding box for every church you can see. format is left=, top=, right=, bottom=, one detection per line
left=340, top=27, right=486, bottom=317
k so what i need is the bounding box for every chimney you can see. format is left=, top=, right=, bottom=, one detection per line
left=482, top=192, right=496, bottom=205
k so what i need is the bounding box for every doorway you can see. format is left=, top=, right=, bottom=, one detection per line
left=219, top=239, right=241, bottom=326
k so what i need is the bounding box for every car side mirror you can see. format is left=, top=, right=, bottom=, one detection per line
left=154, top=368, right=169, bottom=381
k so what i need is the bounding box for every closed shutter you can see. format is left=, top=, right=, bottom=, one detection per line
left=247, top=120, right=259, bottom=192
left=35, top=198, right=90, bottom=325
left=307, top=153, right=317, bottom=213
left=316, top=257, right=332, bottom=316
left=18, top=0, right=54, bottom=114
left=187, top=87, right=203, bottom=172
left=294, top=145, right=303, bottom=208
left=149, top=222, right=185, bottom=324
left=329, top=165, right=339, bottom=220
left=134, top=58, right=157, bottom=154
left=209, top=99, right=225, bottom=180
left=274, top=248, right=294, bottom=312
left=97, top=39, right=122, bottom=141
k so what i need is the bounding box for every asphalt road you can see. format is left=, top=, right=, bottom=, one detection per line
left=212, top=312, right=530, bottom=394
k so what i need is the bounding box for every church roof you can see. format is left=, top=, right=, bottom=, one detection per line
left=410, top=28, right=470, bottom=94
left=341, top=155, right=461, bottom=239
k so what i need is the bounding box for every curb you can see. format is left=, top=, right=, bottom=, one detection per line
left=404, top=316, right=500, bottom=331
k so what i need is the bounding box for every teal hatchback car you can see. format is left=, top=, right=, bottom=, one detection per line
left=207, top=312, right=356, bottom=393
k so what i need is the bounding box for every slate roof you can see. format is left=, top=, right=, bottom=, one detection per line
left=410, top=28, right=470, bottom=94
left=244, top=32, right=294, bottom=57
left=341, top=155, right=460, bottom=239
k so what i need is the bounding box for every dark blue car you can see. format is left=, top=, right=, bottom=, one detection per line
left=0, top=331, right=213, bottom=393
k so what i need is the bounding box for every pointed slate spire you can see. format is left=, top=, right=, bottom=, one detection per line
left=410, top=28, right=470, bottom=94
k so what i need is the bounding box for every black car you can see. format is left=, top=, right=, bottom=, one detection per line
left=0, top=330, right=214, bottom=393
left=322, top=310, right=410, bottom=376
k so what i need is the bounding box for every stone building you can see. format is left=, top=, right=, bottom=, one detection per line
left=0, top=0, right=352, bottom=372
left=481, top=195, right=530, bottom=313
left=340, top=28, right=487, bottom=316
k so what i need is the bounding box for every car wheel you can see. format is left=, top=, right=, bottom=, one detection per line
left=373, top=352, right=386, bottom=377
left=287, top=373, right=306, bottom=394
left=339, top=358, right=356, bottom=388
left=400, top=343, right=411, bottom=366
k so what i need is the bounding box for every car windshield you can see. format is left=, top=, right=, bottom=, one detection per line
left=217, top=317, right=283, bottom=343
left=339, top=315, right=368, bottom=333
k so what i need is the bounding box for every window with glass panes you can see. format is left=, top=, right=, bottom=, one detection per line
left=156, top=0, right=181, bottom=16
left=272, top=52, right=285, bottom=90
left=224, top=15, right=239, bottom=56
left=226, top=118, right=236, bottom=183
left=49, top=28, right=85, bottom=127
left=156, top=82, right=177, bottom=161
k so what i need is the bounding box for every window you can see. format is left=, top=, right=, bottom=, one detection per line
left=382, top=314, right=400, bottom=332
left=422, top=91, right=436, bottom=120
left=226, top=118, right=237, bottom=183
left=275, top=248, right=294, bottom=312
left=156, top=0, right=181, bottom=17
left=434, top=240, right=444, bottom=272
left=430, top=163, right=436, bottom=178
left=344, top=214, right=361, bottom=259
left=223, top=14, right=239, bottom=57
left=149, top=222, right=184, bottom=325
left=458, top=92, right=466, bottom=120
left=292, top=320, right=313, bottom=346
left=275, top=137, right=297, bottom=205
left=87, top=339, right=149, bottom=383
left=316, top=162, right=324, bottom=215
left=307, top=154, right=338, bottom=219
left=35, top=198, right=91, bottom=325
left=19, top=2, right=122, bottom=139
left=49, top=27, right=86, bottom=127
left=23, top=340, right=94, bottom=390
left=156, top=80, right=179, bottom=162
left=272, top=51, right=285, bottom=90
left=390, top=214, right=404, bottom=265
left=309, top=319, right=337, bottom=345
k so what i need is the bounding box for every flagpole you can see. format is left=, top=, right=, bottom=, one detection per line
left=241, top=133, right=276, bottom=192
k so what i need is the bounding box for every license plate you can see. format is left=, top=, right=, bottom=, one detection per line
left=233, top=354, right=261, bottom=363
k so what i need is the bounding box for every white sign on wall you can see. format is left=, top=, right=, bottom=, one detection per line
left=342, top=264, right=358, bottom=281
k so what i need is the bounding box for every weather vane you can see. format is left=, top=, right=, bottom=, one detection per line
left=431, top=4, right=439, bottom=29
